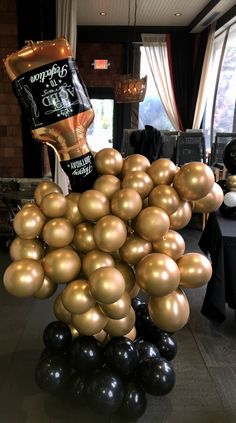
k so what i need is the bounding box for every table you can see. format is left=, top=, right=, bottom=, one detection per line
left=199, top=210, right=236, bottom=323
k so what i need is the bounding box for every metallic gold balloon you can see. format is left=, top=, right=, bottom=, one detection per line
left=226, top=175, right=236, bottom=191
left=122, top=154, right=150, bottom=176
left=78, top=189, right=110, bottom=222
left=135, top=207, right=169, bottom=242
left=129, top=283, right=140, bottom=299
left=43, top=247, right=81, bottom=284
left=34, top=181, right=63, bottom=206
left=111, top=188, right=142, bottom=220
left=124, top=326, right=137, bottom=341
left=33, top=275, right=57, bottom=299
left=93, top=174, right=121, bottom=199
left=169, top=200, right=192, bottom=230
left=177, top=252, right=212, bottom=288
left=21, top=202, right=37, bottom=209
left=136, top=253, right=180, bottom=297
left=100, top=292, right=131, bottom=319
left=42, top=217, right=74, bottom=248
left=82, top=249, right=115, bottom=278
left=89, top=266, right=125, bottom=304
left=148, top=288, right=190, bottom=332
left=53, top=293, right=71, bottom=324
left=122, top=171, right=153, bottom=199
left=69, top=324, right=79, bottom=339
left=147, top=158, right=176, bottom=185
left=9, top=237, right=44, bottom=261
left=93, top=329, right=107, bottom=343
left=40, top=192, right=67, bottom=218
left=94, top=215, right=127, bottom=252
left=73, top=222, right=96, bottom=253
left=119, top=233, right=152, bottom=266
left=71, top=305, right=108, bottom=336
left=13, top=206, right=46, bottom=240
left=173, top=162, right=215, bottom=201
left=3, top=258, right=44, bottom=297
left=148, top=185, right=180, bottom=215
left=115, top=260, right=136, bottom=292
left=105, top=307, right=136, bottom=336
left=62, top=279, right=95, bottom=314
left=95, top=148, right=123, bottom=175
left=193, top=182, right=224, bottom=213
left=64, top=192, right=84, bottom=226
left=142, top=197, right=149, bottom=208
left=153, top=230, right=185, bottom=261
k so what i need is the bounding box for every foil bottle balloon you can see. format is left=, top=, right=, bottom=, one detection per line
left=3, top=37, right=97, bottom=192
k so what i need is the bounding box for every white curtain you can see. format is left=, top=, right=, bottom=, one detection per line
left=54, top=0, right=78, bottom=194
left=192, top=24, right=215, bottom=129
left=141, top=33, right=181, bottom=131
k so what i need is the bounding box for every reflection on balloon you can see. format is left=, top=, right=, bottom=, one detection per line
left=119, top=379, right=147, bottom=419
left=122, top=154, right=150, bottom=176
left=71, top=305, right=108, bottom=336
left=64, top=192, right=84, bottom=226
left=73, top=222, right=96, bottom=254
left=43, top=320, right=72, bottom=352
left=89, top=266, right=125, bottom=304
left=115, top=260, right=136, bottom=293
left=224, top=191, right=236, bottom=207
left=34, top=181, right=63, bottom=207
left=53, top=293, right=71, bottom=324
left=226, top=174, right=236, bottom=191
left=78, top=189, right=110, bottom=222
left=62, top=279, right=95, bottom=314
left=69, top=335, right=103, bottom=373
left=122, top=171, right=154, bottom=199
left=13, top=206, right=46, bottom=240
left=152, top=229, right=185, bottom=261
left=93, top=174, right=121, bottom=199
left=42, top=217, right=74, bottom=248
left=136, top=357, right=175, bottom=396
left=82, top=249, right=115, bottom=278
left=94, top=215, right=127, bottom=252
left=33, top=275, right=57, bottom=299
left=111, top=188, right=142, bottom=220
left=95, top=147, right=123, bottom=176
left=9, top=237, right=44, bottom=261
left=105, top=307, right=135, bottom=336
left=193, top=182, right=224, bottom=213
left=3, top=259, right=44, bottom=297
left=100, top=292, right=131, bottom=319
left=148, top=185, right=180, bottom=215
left=40, top=192, right=67, bottom=218
left=119, top=233, right=152, bottom=265
left=135, top=207, right=170, bottom=242
left=35, top=355, right=70, bottom=393
left=169, top=200, right=192, bottom=230
left=104, top=336, right=139, bottom=375
left=43, top=248, right=81, bottom=284
left=173, top=162, right=215, bottom=201
left=177, top=252, right=212, bottom=288
left=147, top=158, right=176, bottom=185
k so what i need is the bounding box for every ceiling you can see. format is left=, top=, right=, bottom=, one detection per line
left=76, top=0, right=235, bottom=32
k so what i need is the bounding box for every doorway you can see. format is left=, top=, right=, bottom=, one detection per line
left=87, top=98, right=114, bottom=152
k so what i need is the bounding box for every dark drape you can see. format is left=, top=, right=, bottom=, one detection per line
left=167, top=29, right=208, bottom=130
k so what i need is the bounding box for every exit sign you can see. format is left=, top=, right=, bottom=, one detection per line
left=92, top=59, right=110, bottom=70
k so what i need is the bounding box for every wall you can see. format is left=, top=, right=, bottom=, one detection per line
left=0, top=0, right=23, bottom=178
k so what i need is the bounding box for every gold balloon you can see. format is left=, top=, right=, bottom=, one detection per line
left=111, top=188, right=142, bottom=220
left=100, top=292, right=131, bottom=319
left=94, top=215, right=127, bottom=252
left=124, top=326, right=137, bottom=341
left=147, top=158, right=176, bottom=185
left=73, top=222, right=96, bottom=253
left=93, top=174, right=121, bottom=199
left=78, top=189, right=110, bottom=222
left=105, top=307, right=136, bottom=336
left=40, top=192, right=67, bottom=218
left=122, top=171, right=154, bottom=199
left=153, top=230, right=185, bottom=260
left=13, top=206, right=46, bottom=240
left=9, top=237, right=44, bottom=261
left=193, top=182, right=224, bottom=213
left=129, top=283, right=140, bottom=299
left=122, top=154, right=150, bottom=176
left=42, top=217, right=74, bottom=248
left=53, top=293, right=71, bottom=324
left=34, top=181, right=63, bottom=206
left=71, top=305, right=108, bottom=336
left=115, top=260, right=136, bottom=292
left=148, top=185, right=180, bottom=215
left=64, top=193, right=84, bottom=226
left=69, top=324, right=79, bottom=339
left=173, top=162, right=215, bottom=201
left=21, top=202, right=37, bottom=209
left=33, top=275, right=57, bottom=299
left=95, top=148, right=123, bottom=175
left=119, top=233, right=152, bottom=265
left=135, top=207, right=169, bottom=241
left=169, top=200, right=192, bottom=230
left=89, top=266, right=125, bottom=304
left=93, top=329, right=107, bottom=343
left=136, top=253, right=180, bottom=297
left=62, top=279, right=95, bottom=314
left=43, top=247, right=81, bottom=284
left=226, top=175, right=236, bottom=191
left=148, top=288, right=190, bottom=332
left=82, top=249, right=115, bottom=278
left=177, top=252, right=212, bottom=288
left=3, top=258, right=44, bottom=297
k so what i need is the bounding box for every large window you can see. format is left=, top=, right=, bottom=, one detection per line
left=138, top=46, right=174, bottom=130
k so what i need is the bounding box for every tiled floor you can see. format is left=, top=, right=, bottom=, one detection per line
left=0, top=228, right=236, bottom=423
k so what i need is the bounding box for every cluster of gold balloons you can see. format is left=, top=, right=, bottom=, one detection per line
left=3, top=148, right=223, bottom=338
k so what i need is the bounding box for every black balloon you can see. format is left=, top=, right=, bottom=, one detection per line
left=119, top=379, right=147, bottom=419
left=43, top=321, right=72, bottom=352
left=69, top=372, right=86, bottom=406
left=35, top=354, right=70, bottom=392
left=104, top=337, right=139, bottom=376
left=136, top=357, right=175, bottom=396
left=223, top=138, right=236, bottom=174
left=135, top=303, right=159, bottom=339
left=69, top=336, right=103, bottom=373
left=150, top=332, right=177, bottom=361
left=131, top=296, right=145, bottom=311
left=217, top=179, right=236, bottom=218
left=85, top=368, right=124, bottom=415
left=135, top=339, right=160, bottom=363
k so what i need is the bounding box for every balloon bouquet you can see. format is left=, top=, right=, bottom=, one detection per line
left=217, top=138, right=236, bottom=218
left=3, top=38, right=224, bottom=419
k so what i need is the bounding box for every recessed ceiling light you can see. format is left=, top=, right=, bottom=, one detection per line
left=174, top=13, right=182, bottom=17
left=100, top=11, right=107, bottom=16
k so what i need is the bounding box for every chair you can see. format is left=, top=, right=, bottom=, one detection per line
left=175, top=132, right=206, bottom=166
left=120, top=129, right=136, bottom=157
left=160, top=131, right=179, bottom=161
left=210, top=132, right=236, bottom=180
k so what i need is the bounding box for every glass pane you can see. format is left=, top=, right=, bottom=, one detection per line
left=87, top=99, right=114, bottom=152
left=138, top=46, right=174, bottom=130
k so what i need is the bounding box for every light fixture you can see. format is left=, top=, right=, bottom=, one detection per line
left=114, top=0, right=147, bottom=103
left=99, top=11, right=107, bottom=16
left=174, top=13, right=182, bottom=17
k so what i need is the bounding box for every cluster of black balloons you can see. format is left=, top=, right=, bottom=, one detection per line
left=35, top=300, right=177, bottom=420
